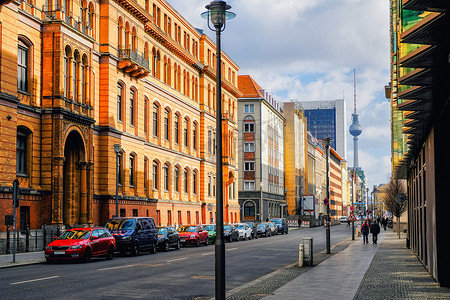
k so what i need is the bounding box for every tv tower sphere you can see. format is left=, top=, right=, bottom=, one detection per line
left=349, top=113, right=362, bottom=137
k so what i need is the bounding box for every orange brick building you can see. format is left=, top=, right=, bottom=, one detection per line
left=0, top=0, right=241, bottom=231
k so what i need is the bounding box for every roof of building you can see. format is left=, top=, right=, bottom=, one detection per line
left=237, top=75, right=264, bottom=98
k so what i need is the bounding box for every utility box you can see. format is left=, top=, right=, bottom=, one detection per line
left=303, top=237, right=313, bottom=266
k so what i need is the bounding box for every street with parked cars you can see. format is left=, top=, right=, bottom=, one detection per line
left=1, top=222, right=352, bottom=300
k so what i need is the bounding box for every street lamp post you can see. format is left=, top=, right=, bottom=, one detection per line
left=323, top=137, right=331, bottom=254
left=114, top=144, right=121, bottom=218
left=201, top=2, right=235, bottom=299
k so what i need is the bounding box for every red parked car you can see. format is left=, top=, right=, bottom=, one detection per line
left=178, top=225, right=208, bottom=247
left=45, top=227, right=116, bottom=263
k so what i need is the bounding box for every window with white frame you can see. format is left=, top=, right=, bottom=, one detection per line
left=244, top=181, right=255, bottom=191
left=244, top=142, right=254, bottom=152
left=244, top=161, right=255, bottom=171
left=244, top=104, right=254, bottom=113
left=244, top=122, right=255, bottom=132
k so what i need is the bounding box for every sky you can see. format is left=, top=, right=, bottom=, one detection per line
left=166, top=0, right=392, bottom=189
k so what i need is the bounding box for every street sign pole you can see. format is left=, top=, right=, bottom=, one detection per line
left=12, top=179, right=19, bottom=263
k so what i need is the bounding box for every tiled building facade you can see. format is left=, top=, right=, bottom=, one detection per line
left=0, top=0, right=241, bottom=231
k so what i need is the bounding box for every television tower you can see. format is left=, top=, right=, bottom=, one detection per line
left=349, top=69, right=362, bottom=169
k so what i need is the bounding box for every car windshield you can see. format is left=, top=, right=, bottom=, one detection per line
left=246, top=222, right=254, bottom=227
left=58, top=230, right=90, bottom=240
left=205, top=225, right=215, bottom=231
left=236, top=224, right=245, bottom=229
left=157, top=228, right=167, bottom=234
left=268, top=223, right=274, bottom=227
left=105, top=219, right=136, bottom=230
left=223, top=225, right=231, bottom=231
left=179, top=226, right=197, bottom=232
left=271, top=219, right=282, bottom=224
left=257, top=224, right=265, bottom=228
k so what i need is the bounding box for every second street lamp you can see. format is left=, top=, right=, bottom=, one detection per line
left=323, top=137, right=331, bottom=254
left=201, top=2, right=235, bottom=300
left=114, top=143, right=121, bottom=218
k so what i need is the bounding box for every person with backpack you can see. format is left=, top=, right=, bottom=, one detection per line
left=370, top=221, right=381, bottom=244
left=361, top=221, right=369, bottom=244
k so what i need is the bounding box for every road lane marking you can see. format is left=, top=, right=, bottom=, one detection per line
left=98, top=265, right=135, bottom=271
left=227, top=247, right=238, bottom=251
left=202, top=252, right=215, bottom=256
left=166, top=257, right=187, bottom=263
left=11, top=276, right=59, bottom=285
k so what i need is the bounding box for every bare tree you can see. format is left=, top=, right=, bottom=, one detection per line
left=380, top=178, right=407, bottom=238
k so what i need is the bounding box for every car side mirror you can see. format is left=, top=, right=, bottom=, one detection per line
left=91, top=235, right=98, bottom=240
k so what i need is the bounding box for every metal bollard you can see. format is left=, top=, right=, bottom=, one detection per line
left=42, top=225, right=47, bottom=250
left=35, top=230, right=38, bottom=251
left=6, top=225, right=11, bottom=254
left=298, top=244, right=304, bottom=267
left=303, top=237, right=313, bottom=266
left=26, top=225, right=30, bottom=252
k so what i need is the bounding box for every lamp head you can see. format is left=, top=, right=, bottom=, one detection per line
left=322, top=137, right=331, bottom=148
left=202, top=1, right=235, bottom=30
left=114, top=143, right=121, bottom=154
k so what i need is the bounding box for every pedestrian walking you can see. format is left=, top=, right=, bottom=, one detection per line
left=361, top=221, right=369, bottom=244
left=347, top=219, right=351, bottom=228
left=370, top=221, right=381, bottom=244
left=382, top=217, right=387, bottom=231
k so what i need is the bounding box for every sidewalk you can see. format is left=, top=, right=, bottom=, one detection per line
left=263, top=230, right=450, bottom=300
left=0, top=250, right=45, bottom=268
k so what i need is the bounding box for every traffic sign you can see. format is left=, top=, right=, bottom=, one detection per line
left=348, top=213, right=356, bottom=222
left=350, top=206, right=354, bottom=212
left=323, top=198, right=329, bottom=206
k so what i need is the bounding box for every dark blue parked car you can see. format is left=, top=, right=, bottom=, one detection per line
left=270, top=218, right=289, bottom=234
left=157, top=226, right=181, bottom=251
left=105, top=217, right=157, bottom=256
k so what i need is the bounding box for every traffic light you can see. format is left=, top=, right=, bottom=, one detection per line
left=13, top=179, right=20, bottom=208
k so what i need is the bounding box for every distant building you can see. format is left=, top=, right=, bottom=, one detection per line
left=282, top=102, right=307, bottom=217
left=299, top=99, right=347, bottom=159
left=237, top=75, right=286, bottom=221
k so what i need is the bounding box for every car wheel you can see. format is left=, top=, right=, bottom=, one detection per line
left=204, top=239, right=208, bottom=246
left=163, top=241, right=170, bottom=252
left=196, top=239, right=200, bottom=247
left=83, top=248, right=92, bottom=263
left=131, top=243, right=139, bottom=256
left=106, top=246, right=114, bottom=260
left=175, top=240, right=181, bottom=250
left=150, top=242, right=157, bottom=254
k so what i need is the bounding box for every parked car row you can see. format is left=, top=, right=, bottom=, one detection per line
left=44, top=217, right=289, bottom=263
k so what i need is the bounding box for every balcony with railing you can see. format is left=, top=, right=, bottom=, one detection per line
left=42, top=5, right=93, bottom=38
left=117, top=48, right=150, bottom=78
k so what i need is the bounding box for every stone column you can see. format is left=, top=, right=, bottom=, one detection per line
left=52, top=156, right=65, bottom=224
left=79, top=161, right=87, bottom=224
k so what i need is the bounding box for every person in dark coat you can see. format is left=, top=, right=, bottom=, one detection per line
left=381, top=217, right=388, bottom=231
left=370, top=221, right=381, bottom=244
left=361, top=221, right=369, bottom=244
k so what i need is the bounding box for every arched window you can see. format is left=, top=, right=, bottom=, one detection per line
left=184, top=168, right=188, bottom=193
left=144, top=157, right=149, bottom=190
left=174, top=166, right=180, bottom=193
left=72, top=51, right=79, bottom=101
left=130, top=89, right=135, bottom=126
left=64, top=46, right=71, bottom=98
left=173, top=63, right=178, bottom=90
left=17, top=39, right=30, bottom=93
left=174, top=114, right=179, bottom=144
left=132, top=27, right=137, bottom=51
left=88, top=2, right=94, bottom=30
left=244, top=201, right=256, bottom=218
left=81, top=55, right=88, bottom=104
left=152, top=160, right=159, bottom=190
left=117, top=83, right=124, bottom=122
left=163, top=163, right=169, bottom=191
left=192, top=122, right=197, bottom=150
left=144, top=42, right=149, bottom=61
left=129, top=154, right=136, bottom=187
left=193, top=170, right=197, bottom=195
left=16, top=127, right=31, bottom=175
left=125, top=22, right=130, bottom=49
left=164, top=108, right=170, bottom=141
left=184, top=117, right=189, bottom=148
left=153, top=103, right=159, bottom=137
left=208, top=128, right=212, bottom=154
left=243, top=115, right=255, bottom=132
left=118, top=17, right=123, bottom=49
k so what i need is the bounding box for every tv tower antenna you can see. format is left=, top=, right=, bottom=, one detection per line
left=349, top=68, right=362, bottom=169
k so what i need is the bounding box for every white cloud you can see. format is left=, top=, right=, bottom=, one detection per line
left=166, top=0, right=391, bottom=188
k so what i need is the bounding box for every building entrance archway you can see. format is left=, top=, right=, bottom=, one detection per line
left=63, top=130, right=88, bottom=226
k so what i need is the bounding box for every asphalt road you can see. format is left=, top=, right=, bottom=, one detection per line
left=0, top=224, right=352, bottom=300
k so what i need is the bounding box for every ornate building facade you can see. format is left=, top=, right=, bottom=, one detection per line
left=0, top=0, right=241, bottom=231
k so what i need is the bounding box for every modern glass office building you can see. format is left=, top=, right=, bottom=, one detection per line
left=299, top=100, right=346, bottom=159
